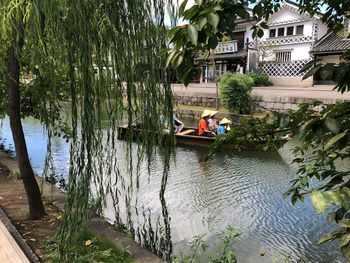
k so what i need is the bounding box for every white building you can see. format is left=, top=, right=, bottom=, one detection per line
left=255, top=0, right=327, bottom=86
left=200, top=0, right=332, bottom=86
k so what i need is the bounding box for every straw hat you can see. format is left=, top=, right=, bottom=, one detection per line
left=219, top=118, right=232, bottom=125
left=201, top=109, right=211, bottom=118
left=209, top=110, right=218, bottom=117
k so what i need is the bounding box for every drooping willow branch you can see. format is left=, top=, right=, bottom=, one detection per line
left=24, top=0, right=177, bottom=260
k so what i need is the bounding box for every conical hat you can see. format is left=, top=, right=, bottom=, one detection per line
left=201, top=109, right=211, bottom=118
left=209, top=110, right=218, bottom=117
left=219, top=118, right=232, bottom=125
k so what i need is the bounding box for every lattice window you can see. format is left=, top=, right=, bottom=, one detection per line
left=259, top=59, right=310, bottom=77
left=258, top=35, right=313, bottom=46
left=276, top=50, right=292, bottom=62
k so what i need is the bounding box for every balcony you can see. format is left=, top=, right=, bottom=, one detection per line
left=215, top=40, right=238, bottom=54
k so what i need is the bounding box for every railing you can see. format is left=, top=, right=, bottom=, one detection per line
left=205, top=70, right=223, bottom=80
left=215, top=40, right=238, bottom=54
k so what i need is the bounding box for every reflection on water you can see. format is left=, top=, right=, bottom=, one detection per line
left=0, top=117, right=345, bottom=262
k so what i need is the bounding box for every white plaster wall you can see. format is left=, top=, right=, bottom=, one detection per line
left=321, top=55, right=341, bottom=64
left=244, top=26, right=254, bottom=44
left=302, top=21, right=313, bottom=36
left=291, top=43, right=312, bottom=60
left=260, top=43, right=311, bottom=61
left=269, top=76, right=313, bottom=87
left=317, top=20, right=328, bottom=40
left=268, top=8, right=300, bottom=25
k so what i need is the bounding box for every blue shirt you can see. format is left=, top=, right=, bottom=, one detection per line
left=217, top=125, right=225, bottom=135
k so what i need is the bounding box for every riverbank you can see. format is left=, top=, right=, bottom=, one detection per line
left=0, top=151, right=164, bottom=263
left=172, top=84, right=350, bottom=111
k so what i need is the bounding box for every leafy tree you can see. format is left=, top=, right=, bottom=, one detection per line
left=168, top=0, right=350, bottom=260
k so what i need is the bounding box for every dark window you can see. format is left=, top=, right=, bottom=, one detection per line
left=296, top=25, right=304, bottom=35
left=287, top=26, right=294, bottom=36
left=278, top=28, right=285, bottom=37
left=269, top=29, right=276, bottom=38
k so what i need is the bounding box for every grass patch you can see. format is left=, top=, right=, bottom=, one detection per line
left=42, top=229, right=134, bottom=263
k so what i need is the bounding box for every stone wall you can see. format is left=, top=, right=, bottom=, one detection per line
left=177, top=108, right=240, bottom=123
left=175, top=95, right=220, bottom=108
left=254, top=95, right=346, bottom=112
left=176, top=94, right=346, bottom=112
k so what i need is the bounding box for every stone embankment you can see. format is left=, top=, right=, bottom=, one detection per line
left=172, top=83, right=350, bottom=112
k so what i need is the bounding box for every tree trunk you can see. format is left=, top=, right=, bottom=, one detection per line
left=7, top=13, right=45, bottom=220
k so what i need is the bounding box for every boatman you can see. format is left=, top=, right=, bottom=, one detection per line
left=198, top=110, right=215, bottom=137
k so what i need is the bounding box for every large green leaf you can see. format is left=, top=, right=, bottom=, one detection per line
left=318, top=231, right=340, bottom=245
left=311, top=191, right=328, bottom=213
left=208, top=36, right=218, bottom=49
left=340, top=233, right=350, bottom=247
left=324, top=117, right=340, bottom=134
left=298, top=59, right=322, bottom=74
left=302, top=64, right=323, bottom=80
left=165, top=50, right=177, bottom=68
left=320, top=63, right=335, bottom=80
left=279, top=114, right=290, bottom=129
left=324, top=132, right=347, bottom=150
left=179, top=0, right=189, bottom=16
left=339, top=219, right=350, bottom=228
left=341, top=242, right=350, bottom=262
left=207, top=13, right=220, bottom=28
left=197, top=16, right=207, bottom=30
left=187, top=24, right=198, bottom=46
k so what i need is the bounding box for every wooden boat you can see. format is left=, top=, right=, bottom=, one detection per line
left=117, top=124, right=284, bottom=150
left=118, top=125, right=227, bottom=149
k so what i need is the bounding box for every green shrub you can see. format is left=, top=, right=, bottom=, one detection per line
left=247, top=72, right=273, bottom=86
left=218, top=73, right=254, bottom=114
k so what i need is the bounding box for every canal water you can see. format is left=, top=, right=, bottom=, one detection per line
left=0, top=117, right=345, bottom=263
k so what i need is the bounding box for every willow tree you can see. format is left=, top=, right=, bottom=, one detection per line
left=0, top=0, right=45, bottom=219
left=1, top=0, right=177, bottom=259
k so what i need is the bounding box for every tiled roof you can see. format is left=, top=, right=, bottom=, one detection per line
left=196, top=50, right=247, bottom=61
left=310, top=32, right=350, bottom=54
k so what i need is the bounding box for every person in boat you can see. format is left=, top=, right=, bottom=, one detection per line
left=173, top=109, right=184, bottom=134
left=198, top=110, right=215, bottom=137
left=208, top=110, right=218, bottom=133
left=217, top=118, right=232, bottom=135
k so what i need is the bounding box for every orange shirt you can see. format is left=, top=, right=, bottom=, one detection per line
left=198, top=119, right=208, bottom=135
